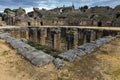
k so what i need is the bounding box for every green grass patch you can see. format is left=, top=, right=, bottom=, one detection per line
left=78, top=39, right=84, bottom=45
left=27, top=41, right=61, bottom=58
left=1, top=50, right=9, bottom=56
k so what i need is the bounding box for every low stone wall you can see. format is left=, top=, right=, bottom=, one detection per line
left=0, top=30, right=118, bottom=68
left=59, top=36, right=116, bottom=62
left=0, top=32, right=54, bottom=67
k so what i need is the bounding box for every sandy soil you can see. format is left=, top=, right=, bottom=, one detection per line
left=0, top=38, right=120, bottom=80
left=0, top=39, right=57, bottom=80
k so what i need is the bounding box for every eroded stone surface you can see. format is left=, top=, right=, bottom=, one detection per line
left=0, top=32, right=54, bottom=67
left=0, top=31, right=117, bottom=67
left=53, top=58, right=65, bottom=69
left=59, top=36, right=116, bottom=62
left=59, top=50, right=78, bottom=62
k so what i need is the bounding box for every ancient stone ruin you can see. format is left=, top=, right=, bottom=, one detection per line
left=0, top=5, right=120, bottom=68
left=0, top=5, right=120, bottom=27
left=0, top=26, right=119, bottom=68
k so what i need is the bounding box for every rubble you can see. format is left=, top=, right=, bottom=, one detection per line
left=59, top=36, right=116, bottom=62
left=53, top=58, right=65, bottom=69
left=59, top=50, right=78, bottom=62
left=0, top=32, right=54, bottom=67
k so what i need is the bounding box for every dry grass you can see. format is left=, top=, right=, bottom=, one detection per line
left=0, top=38, right=120, bottom=80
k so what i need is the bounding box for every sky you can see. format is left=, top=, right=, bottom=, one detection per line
left=0, top=0, right=120, bottom=12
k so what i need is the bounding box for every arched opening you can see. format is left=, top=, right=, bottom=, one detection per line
left=116, top=13, right=120, bottom=18
left=28, top=22, right=31, bottom=26
left=97, top=21, right=102, bottom=27
left=40, top=21, right=43, bottom=26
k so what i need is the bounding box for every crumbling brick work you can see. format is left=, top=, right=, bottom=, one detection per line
left=1, top=5, right=120, bottom=27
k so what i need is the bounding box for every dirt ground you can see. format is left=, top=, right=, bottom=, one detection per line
left=0, top=38, right=120, bottom=80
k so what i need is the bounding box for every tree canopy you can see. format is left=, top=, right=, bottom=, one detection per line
left=4, top=8, right=12, bottom=13
left=79, top=5, right=88, bottom=12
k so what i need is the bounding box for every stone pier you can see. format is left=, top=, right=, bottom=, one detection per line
left=51, top=28, right=61, bottom=50
left=39, top=28, right=47, bottom=45
left=3, top=26, right=120, bottom=51
left=29, top=27, right=38, bottom=42
left=20, top=27, right=29, bottom=40
left=73, top=28, right=78, bottom=49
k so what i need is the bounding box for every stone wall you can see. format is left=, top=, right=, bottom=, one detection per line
left=1, top=27, right=120, bottom=68
left=1, top=5, right=120, bottom=26
left=59, top=36, right=116, bottom=62
left=0, top=32, right=54, bottom=67
left=3, top=27, right=119, bottom=52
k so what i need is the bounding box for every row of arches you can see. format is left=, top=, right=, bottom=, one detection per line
left=27, top=21, right=43, bottom=26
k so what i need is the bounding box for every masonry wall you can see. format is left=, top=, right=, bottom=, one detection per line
left=3, top=27, right=120, bottom=52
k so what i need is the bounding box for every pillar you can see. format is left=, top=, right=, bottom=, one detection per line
left=39, top=28, right=47, bottom=45
left=90, top=30, right=96, bottom=42
left=55, top=28, right=61, bottom=50
left=10, top=28, right=15, bottom=37
left=83, top=30, right=87, bottom=43
left=73, top=28, right=78, bottom=49
left=78, top=29, right=84, bottom=45
left=52, top=28, right=61, bottom=51
left=66, top=28, right=73, bottom=50
left=78, top=29, right=84, bottom=40
left=14, top=28, right=20, bottom=38
left=66, top=28, right=78, bottom=50
left=28, top=27, right=38, bottom=42
left=20, top=29, right=24, bottom=39
left=25, top=28, right=29, bottom=40
left=33, top=28, right=38, bottom=42
left=96, top=30, right=103, bottom=39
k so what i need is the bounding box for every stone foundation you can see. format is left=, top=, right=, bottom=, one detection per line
left=1, top=26, right=120, bottom=68
left=3, top=27, right=120, bottom=51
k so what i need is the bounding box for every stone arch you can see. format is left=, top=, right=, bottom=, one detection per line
left=116, top=13, right=120, bottom=18
left=97, top=21, right=102, bottom=27
left=28, top=22, right=31, bottom=26
left=40, top=21, right=43, bottom=26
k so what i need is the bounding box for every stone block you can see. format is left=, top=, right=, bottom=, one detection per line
left=53, top=58, right=65, bottom=69
left=59, top=50, right=78, bottom=62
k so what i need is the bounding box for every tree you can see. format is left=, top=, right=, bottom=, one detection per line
left=4, top=8, right=12, bottom=13
left=84, top=5, right=88, bottom=9
left=12, top=9, right=17, bottom=13
left=79, top=5, right=88, bottom=12
left=0, top=13, right=2, bottom=17
left=0, top=13, right=7, bottom=21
